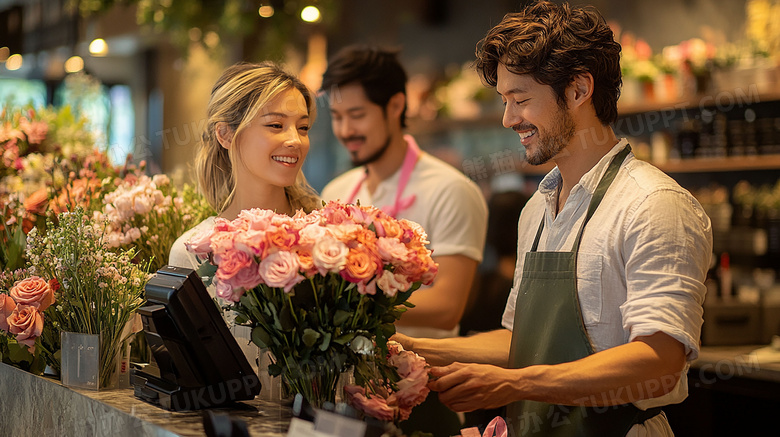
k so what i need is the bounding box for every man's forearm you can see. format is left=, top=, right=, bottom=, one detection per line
left=404, top=329, right=512, bottom=367
left=508, top=332, right=686, bottom=406
left=430, top=332, right=688, bottom=412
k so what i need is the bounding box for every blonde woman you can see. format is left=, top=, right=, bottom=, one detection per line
left=169, top=62, right=320, bottom=270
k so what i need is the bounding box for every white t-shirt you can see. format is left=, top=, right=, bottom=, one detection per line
left=168, top=216, right=215, bottom=271
left=322, top=148, right=488, bottom=338
left=502, top=139, right=713, bottom=436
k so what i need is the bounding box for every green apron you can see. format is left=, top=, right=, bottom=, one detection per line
left=506, top=145, right=661, bottom=436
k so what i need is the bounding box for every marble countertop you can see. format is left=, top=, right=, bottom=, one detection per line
left=0, top=362, right=291, bottom=436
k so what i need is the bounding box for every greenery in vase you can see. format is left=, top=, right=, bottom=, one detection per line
left=24, top=208, right=150, bottom=386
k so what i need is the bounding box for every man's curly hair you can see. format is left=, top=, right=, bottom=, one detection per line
left=475, top=1, right=622, bottom=125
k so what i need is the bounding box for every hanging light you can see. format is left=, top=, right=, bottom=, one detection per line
left=0, top=47, right=9, bottom=62
left=5, top=53, right=22, bottom=70
left=65, top=56, right=84, bottom=73
left=89, top=38, right=108, bottom=56
left=301, top=6, right=321, bottom=23
left=258, top=5, right=274, bottom=18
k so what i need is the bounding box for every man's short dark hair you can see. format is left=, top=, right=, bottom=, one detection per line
left=321, top=45, right=408, bottom=128
left=475, top=1, right=622, bottom=125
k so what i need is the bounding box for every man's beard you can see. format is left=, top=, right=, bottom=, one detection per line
left=349, top=134, right=392, bottom=167
left=519, top=104, right=577, bottom=166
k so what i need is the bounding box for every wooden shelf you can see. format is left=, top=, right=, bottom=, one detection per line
left=617, top=88, right=780, bottom=116
left=516, top=155, right=780, bottom=177
left=654, top=155, right=780, bottom=173
left=408, top=87, right=780, bottom=134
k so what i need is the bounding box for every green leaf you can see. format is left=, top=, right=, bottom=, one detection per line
left=234, top=314, right=248, bottom=325
left=4, top=221, right=27, bottom=271
left=302, top=328, right=321, bottom=347
left=333, top=332, right=356, bottom=345
left=251, top=326, right=271, bottom=349
left=380, top=323, right=396, bottom=339
left=333, top=309, right=352, bottom=326
left=279, top=305, right=295, bottom=331
left=6, top=341, right=34, bottom=365
left=319, top=332, right=331, bottom=351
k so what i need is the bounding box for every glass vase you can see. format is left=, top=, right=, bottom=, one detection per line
left=280, top=357, right=344, bottom=409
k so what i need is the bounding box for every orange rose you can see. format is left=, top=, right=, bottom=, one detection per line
left=265, top=225, right=297, bottom=254
left=0, top=293, right=16, bottom=332
left=340, top=247, right=380, bottom=285
left=10, top=276, right=55, bottom=311
left=373, top=216, right=402, bottom=239
left=8, top=305, right=44, bottom=351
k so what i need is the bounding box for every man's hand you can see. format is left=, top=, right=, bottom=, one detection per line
left=429, top=362, right=520, bottom=412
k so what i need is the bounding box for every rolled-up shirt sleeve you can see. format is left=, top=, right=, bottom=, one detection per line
left=620, top=188, right=713, bottom=362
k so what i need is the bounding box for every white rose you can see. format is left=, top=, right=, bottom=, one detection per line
left=350, top=336, right=374, bottom=355
left=312, top=236, right=348, bottom=275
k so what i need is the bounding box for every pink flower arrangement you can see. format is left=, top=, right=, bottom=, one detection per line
left=345, top=341, right=430, bottom=422
left=94, top=168, right=213, bottom=271
left=188, top=200, right=437, bottom=302
left=186, top=200, right=437, bottom=411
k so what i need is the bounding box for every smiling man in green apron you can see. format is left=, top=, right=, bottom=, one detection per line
left=397, top=2, right=713, bottom=436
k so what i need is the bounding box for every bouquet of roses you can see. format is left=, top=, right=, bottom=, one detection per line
left=0, top=274, right=56, bottom=374
left=186, top=200, right=437, bottom=410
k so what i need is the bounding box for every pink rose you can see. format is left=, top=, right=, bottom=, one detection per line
left=239, top=208, right=275, bottom=231
left=216, top=250, right=253, bottom=281
left=215, top=279, right=244, bottom=303
left=185, top=228, right=215, bottom=257
left=10, top=276, right=55, bottom=311
left=213, top=217, right=241, bottom=233
left=229, top=260, right=263, bottom=290
left=357, top=278, right=377, bottom=296
left=8, top=305, right=44, bottom=351
left=297, top=223, right=329, bottom=248
left=233, top=229, right=266, bottom=257
left=344, top=385, right=396, bottom=422
left=376, top=237, right=411, bottom=264
left=209, top=230, right=235, bottom=258
left=258, top=252, right=304, bottom=293
left=399, top=219, right=429, bottom=245
left=419, top=256, right=438, bottom=286
left=0, top=293, right=16, bottom=332
left=388, top=347, right=430, bottom=409
left=389, top=367, right=430, bottom=409
left=346, top=204, right=375, bottom=225
left=320, top=201, right=352, bottom=225
left=312, top=237, right=348, bottom=275
left=389, top=348, right=427, bottom=378
left=376, top=270, right=410, bottom=297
